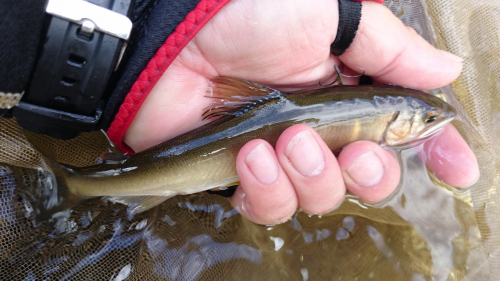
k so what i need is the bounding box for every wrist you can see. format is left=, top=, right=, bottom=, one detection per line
left=106, top=0, right=231, bottom=154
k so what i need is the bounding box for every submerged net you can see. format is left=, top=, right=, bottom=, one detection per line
left=0, top=0, right=498, bottom=280
left=424, top=0, right=500, bottom=277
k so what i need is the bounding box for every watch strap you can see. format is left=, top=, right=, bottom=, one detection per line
left=12, top=0, right=133, bottom=139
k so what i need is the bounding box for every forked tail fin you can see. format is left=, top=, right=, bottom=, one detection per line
left=28, top=157, right=88, bottom=223
left=21, top=138, right=185, bottom=223
left=30, top=155, right=174, bottom=222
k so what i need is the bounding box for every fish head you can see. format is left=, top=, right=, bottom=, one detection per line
left=384, top=96, right=456, bottom=146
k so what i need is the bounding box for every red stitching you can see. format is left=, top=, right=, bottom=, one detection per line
left=108, top=0, right=382, bottom=154
left=351, top=0, right=384, bottom=3
left=107, top=0, right=231, bottom=154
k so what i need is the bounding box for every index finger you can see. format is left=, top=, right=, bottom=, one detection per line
left=339, top=2, right=463, bottom=90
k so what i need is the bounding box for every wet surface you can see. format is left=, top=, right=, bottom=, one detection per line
left=0, top=0, right=496, bottom=278
left=0, top=144, right=488, bottom=280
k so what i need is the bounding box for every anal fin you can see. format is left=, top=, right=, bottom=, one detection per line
left=101, top=152, right=130, bottom=164
left=109, top=195, right=173, bottom=215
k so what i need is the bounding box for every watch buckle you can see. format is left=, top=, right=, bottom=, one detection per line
left=46, top=0, right=132, bottom=40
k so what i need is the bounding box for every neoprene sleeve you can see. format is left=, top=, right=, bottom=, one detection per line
left=0, top=0, right=383, bottom=154
left=105, top=0, right=383, bottom=154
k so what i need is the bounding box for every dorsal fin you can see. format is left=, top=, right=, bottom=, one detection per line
left=202, top=76, right=282, bottom=120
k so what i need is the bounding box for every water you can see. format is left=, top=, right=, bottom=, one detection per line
left=0, top=142, right=488, bottom=280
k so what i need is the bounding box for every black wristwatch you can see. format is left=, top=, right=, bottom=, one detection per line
left=11, top=0, right=133, bottom=139
left=1, top=0, right=364, bottom=141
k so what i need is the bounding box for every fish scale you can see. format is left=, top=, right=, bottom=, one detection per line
left=45, top=77, right=455, bottom=216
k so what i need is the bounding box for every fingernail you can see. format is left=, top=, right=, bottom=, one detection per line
left=246, top=143, right=279, bottom=184
left=438, top=50, right=464, bottom=63
left=286, top=130, right=325, bottom=177
left=346, top=151, right=384, bottom=187
left=467, top=172, right=480, bottom=188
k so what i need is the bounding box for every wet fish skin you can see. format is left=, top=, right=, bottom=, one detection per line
left=54, top=78, right=454, bottom=208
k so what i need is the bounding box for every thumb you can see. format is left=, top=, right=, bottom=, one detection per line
left=339, top=2, right=462, bottom=90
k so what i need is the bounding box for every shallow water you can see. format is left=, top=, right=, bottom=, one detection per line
left=0, top=140, right=488, bottom=280
left=0, top=0, right=495, bottom=278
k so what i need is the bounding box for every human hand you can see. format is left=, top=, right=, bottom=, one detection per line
left=123, top=1, right=479, bottom=225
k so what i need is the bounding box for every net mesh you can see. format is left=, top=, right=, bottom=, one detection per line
left=424, top=0, right=500, bottom=277
left=0, top=0, right=498, bottom=280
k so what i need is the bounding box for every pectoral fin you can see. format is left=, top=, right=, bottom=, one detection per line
left=206, top=185, right=238, bottom=197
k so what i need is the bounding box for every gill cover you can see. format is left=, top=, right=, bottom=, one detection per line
left=385, top=110, right=416, bottom=146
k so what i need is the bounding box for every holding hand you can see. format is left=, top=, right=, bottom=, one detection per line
left=124, top=0, right=478, bottom=225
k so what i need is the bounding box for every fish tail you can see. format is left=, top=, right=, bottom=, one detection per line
left=33, top=157, right=90, bottom=223
left=38, top=153, right=174, bottom=220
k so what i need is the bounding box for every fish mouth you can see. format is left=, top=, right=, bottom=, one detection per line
left=418, top=109, right=455, bottom=139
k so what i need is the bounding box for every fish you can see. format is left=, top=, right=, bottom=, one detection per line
left=44, top=76, right=455, bottom=216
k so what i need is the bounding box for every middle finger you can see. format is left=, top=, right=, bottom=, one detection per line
left=275, top=124, right=346, bottom=215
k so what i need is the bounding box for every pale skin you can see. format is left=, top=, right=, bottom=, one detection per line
left=124, top=1, right=480, bottom=225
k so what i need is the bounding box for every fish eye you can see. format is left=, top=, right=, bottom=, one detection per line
left=424, top=110, right=439, bottom=123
